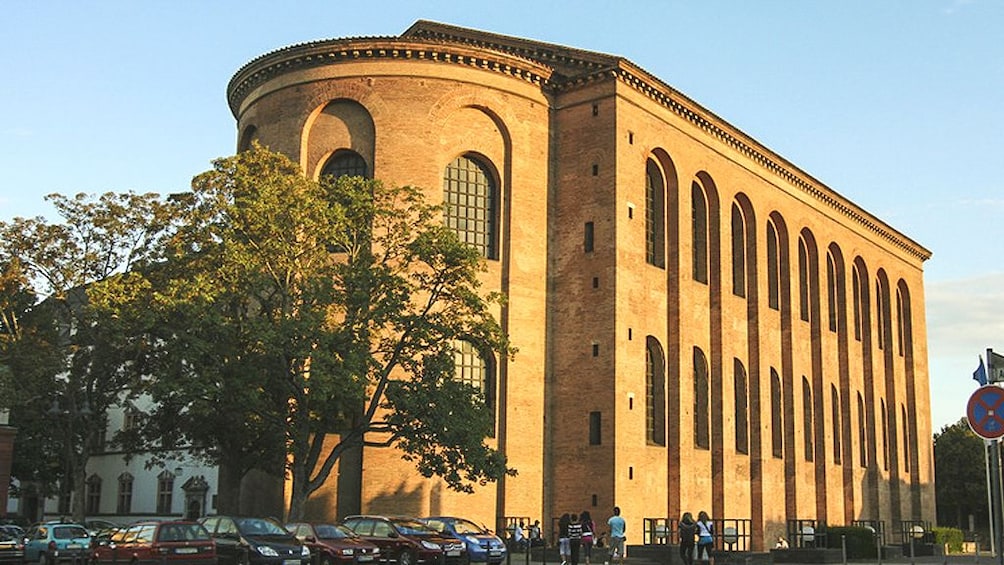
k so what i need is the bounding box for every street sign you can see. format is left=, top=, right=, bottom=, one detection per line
left=968, top=385, right=1004, bottom=440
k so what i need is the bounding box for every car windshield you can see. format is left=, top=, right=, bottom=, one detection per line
left=236, top=518, right=288, bottom=536
left=314, top=524, right=352, bottom=539
left=53, top=526, right=90, bottom=539
left=451, top=519, right=486, bottom=535
left=390, top=519, right=434, bottom=535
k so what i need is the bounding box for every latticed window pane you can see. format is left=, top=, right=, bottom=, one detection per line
left=322, top=150, right=368, bottom=178
left=453, top=340, right=486, bottom=393
left=444, top=156, right=496, bottom=258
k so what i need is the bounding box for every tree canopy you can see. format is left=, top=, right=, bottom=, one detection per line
left=934, top=417, right=989, bottom=532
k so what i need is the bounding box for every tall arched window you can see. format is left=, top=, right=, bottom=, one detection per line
left=771, top=368, right=783, bottom=458
left=453, top=339, right=496, bottom=436
left=852, top=265, right=863, bottom=341
left=157, top=471, right=175, bottom=514
left=803, top=376, right=813, bottom=461
left=86, top=475, right=102, bottom=516
left=645, top=159, right=666, bottom=268
left=767, top=219, right=780, bottom=310
left=876, top=280, right=887, bottom=350
left=734, top=358, right=748, bottom=454
left=731, top=203, right=747, bottom=297
left=691, top=182, right=708, bottom=284
left=798, top=237, right=811, bottom=322
left=117, top=473, right=133, bottom=514
left=896, top=288, right=906, bottom=356
left=321, top=149, right=368, bottom=179
left=857, top=392, right=868, bottom=467
left=826, top=252, right=838, bottom=332
left=831, top=384, right=842, bottom=464
left=646, top=337, right=666, bottom=446
left=444, top=155, right=498, bottom=259
left=694, top=347, right=710, bottom=449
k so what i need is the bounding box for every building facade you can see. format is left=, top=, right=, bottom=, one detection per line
left=225, top=21, right=934, bottom=550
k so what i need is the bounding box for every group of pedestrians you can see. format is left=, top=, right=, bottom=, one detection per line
left=557, top=510, right=598, bottom=565
left=677, top=511, right=714, bottom=565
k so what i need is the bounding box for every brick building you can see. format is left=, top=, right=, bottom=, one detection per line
left=226, top=20, right=934, bottom=550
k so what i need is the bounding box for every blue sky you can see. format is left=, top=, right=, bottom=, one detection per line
left=2, top=0, right=1001, bottom=432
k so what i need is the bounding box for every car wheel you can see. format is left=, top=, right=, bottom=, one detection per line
left=39, top=554, right=49, bottom=565
left=320, top=557, right=334, bottom=565
left=398, top=551, right=414, bottom=565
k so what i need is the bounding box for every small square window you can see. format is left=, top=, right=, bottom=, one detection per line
left=589, top=412, right=601, bottom=445
left=592, top=343, right=600, bottom=357
left=592, top=277, right=599, bottom=288
left=584, top=222, right=594, bottom=252
left=592, top=104, right=599, bottom=116
left=592, top=164, right=599, bottom=176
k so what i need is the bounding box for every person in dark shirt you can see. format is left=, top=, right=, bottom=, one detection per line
left=678, top=512, right=698, bottom=565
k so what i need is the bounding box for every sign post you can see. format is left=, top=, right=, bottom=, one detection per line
left=968, top=385, right=1004, bottom=565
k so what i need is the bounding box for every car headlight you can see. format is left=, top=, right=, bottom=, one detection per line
left=256, top=546, right=279, bottom=557
left=421, top=541, right=441, bottom=550
left=464, top=536, right=479, bottom=546
left=341, top=549, right=355, bottom=556
left=301, top=546, right=311, bottom=557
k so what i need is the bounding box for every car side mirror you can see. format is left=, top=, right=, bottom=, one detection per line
left=387, top=532, right=398, bottom=539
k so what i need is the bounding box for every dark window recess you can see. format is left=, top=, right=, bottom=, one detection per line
left=629, top=132, right=634, bottom=144
left=592, top=277, right=599, bottom=288
left=592, top=164, right=599, bottom=176
left=592, top=494, right=598, bottom=506
left=592, top=343, right=600, bottom=357
left=592, top=104, right=599, bottom=116
left=629, top=467, right=634, bottom=480
left=628, top=328, right=633, bottom=340
left=584, top=222, right=594, bottom=252
left=589, top=412, right=601, bottom=445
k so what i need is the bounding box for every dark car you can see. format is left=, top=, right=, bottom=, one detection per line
left=91, top=520, right=215, bottom=565
left=0, top=529, right=25, bottom=565
left=200, top=516, right=310, bottom=565
left=286, top=523, right=380, bottom=565
left=419, top=518, right=505, bottom=565
left=23, top=522, right=92, bottom=565
left=341, top=516, right=464, bottom=565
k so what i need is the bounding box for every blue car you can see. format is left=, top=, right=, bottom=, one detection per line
left=23, top=521, right=91, bottom=565
left=420, top=518, right=506, bottom=565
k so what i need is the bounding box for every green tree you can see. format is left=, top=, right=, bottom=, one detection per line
left=0, top=192, right=176, bottom=521
left=140, top=144, right=514, bottom=519
left=934, top=418, right=988, bottom=532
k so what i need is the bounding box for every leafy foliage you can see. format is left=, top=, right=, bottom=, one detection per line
left=934, top=418, right=988, bottom=533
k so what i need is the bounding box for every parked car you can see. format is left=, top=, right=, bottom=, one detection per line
left=341, top=516, right=465, bottom=565
left=83, top=520, right=120, bottom=538
left=200, top=516, right=310, bottom=565
left=419, top=517, right=506, bottom=564
left=286, top=522, right=380, bottom=565
left=23, top=521, right=91, bottom=565
left=91, top=520, right=215, bottom=565
left=0, top=525, right=25, bottom=542
left=0, top=528, right=25, bottom=564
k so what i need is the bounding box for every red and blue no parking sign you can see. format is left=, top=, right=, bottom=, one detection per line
left=968, top=385, right=1004, bottom=440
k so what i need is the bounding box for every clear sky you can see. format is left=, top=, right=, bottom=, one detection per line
left=2, top=0, right=1001, bottom=433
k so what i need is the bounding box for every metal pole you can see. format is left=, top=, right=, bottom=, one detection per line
left=991, top=439, right=1004, bottom=565
left=841, top=535, right=847, bottom=565
left=876, top=526, right=882, bottom=565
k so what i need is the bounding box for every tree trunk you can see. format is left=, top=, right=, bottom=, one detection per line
left=216, top=462, right=244, bottom=514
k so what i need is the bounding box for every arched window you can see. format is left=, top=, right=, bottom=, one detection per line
left=118, top=473, right=134, bottom=514
left=691, top=182, right=708, bottom=284
left=694, top=347, right=710, bottom=449
left=771, top=368, right=783, bottom=458
left=734, top=358, right=748, bottom=454
left=852, top=265, right=863, bottom=341
left=645, top=159, right=666, bottom=268
left=731, top=203, right=746, bottom=297
left=896, top=288, right=905, bottom=356
left=831, top=384, right=842, bottom=464
left=826, top=252, right=838, bottom=332
left=157, top=471, right=175, bottom=515
left=802, top=376, right=813, bottom=461
left=646, top=337, right=666, bottom=446
left=857, top=392, right=868, bottom=467
left=767, top=219, right=780, bottom=310
left=453, top=339, right=496, bottom=436
left=876, top=280, right=887, bottom=350
left=444, top=155, right=498, bottom=259
left=86, top=474, right=102, bottom=516
left=321, top=149, right=368, bottom=179
left=798, top=237, right=811, bottom=322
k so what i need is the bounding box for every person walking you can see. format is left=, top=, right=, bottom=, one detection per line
left=559, top=513, right=571, bottom=565
left=695, top=511, right=714, bottom=565
left=605, top=506, right=626, bottom=565
left=580, top=511, right=596, bottom=565
left=677, top=512, right=697, bottom=565
left=568, top=514, right=583, bottom=565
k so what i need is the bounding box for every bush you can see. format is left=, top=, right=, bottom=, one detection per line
left=932, top=527, right=964, bottom=553
left=825, top=526, right=878, bottom=559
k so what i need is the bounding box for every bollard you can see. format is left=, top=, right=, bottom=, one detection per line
left=842, top=535, right=847, bottom=565
left=876, top=530, right=882, bottom=565
left=910, top=535, right=916, bottom=565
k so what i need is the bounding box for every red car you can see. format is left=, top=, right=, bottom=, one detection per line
left=286, top=523, right=381, bottom=565
left=92, top=520, right=216, bottom=565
